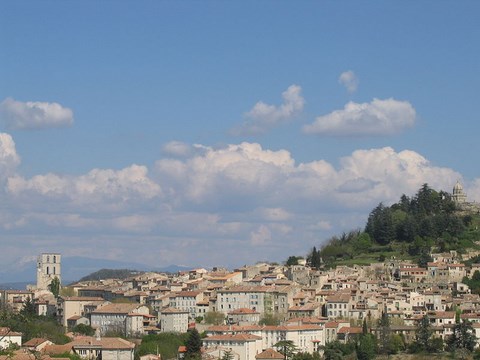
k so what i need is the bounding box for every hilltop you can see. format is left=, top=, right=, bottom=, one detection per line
left=307, top=183, right=480, bottom=268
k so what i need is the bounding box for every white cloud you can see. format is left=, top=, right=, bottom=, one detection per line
left=250, top=225, right=272, bottom=246
left=7, top=164, right=161, bottom=212
left=162, top=141, right=192, bottom=157
left=0, top=97, right=74, bottom=130
left=0, top=133, right=20, bottom=179
left=233, top=85, right=305, bottom=135
left=303, top=98, right=416, bottom=136
left=338, top=70, right=359, bottom=93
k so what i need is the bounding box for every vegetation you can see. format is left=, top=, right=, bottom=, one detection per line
left=136, top=332, right=188, bottom=359
left=285, top=256, right=303, bottom=266
left=446, top=320, right=476, bottom=354
left=0, top=303, right=70, bottom=344
left=184, top=328, right=202, bottom=360
left=462, top=270, right=480, bottom=294
left=79, top=268, right=144, bottom=282
left=203, top=311, right=225, bottom=325
left=72, top=323, right=95, bottom=336
left=48, top=276, right=61, bottom=298
left=259, top=313, right=282, bottom=326
left=274, top=340, right=297, bottom=360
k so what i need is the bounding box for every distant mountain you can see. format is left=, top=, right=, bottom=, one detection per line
left=0, top=255, right=194, bottom=285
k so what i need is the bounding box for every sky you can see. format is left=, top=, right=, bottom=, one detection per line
left=1, top=1, right=480, bottom=270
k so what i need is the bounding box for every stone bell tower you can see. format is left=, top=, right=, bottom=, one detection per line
left=36, top=253, right=61, bottom=290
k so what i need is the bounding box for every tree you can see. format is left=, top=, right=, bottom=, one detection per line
left=446, top=320, right=476, bottom=353
left=377, top=310, right=391, bottom=354
left=274, top=340, right=297, bottom=360
left=48, top=277, right=61, bottom=298
left=356, top=334, right=376, bottom=360
left=72, top=324, right=95, bottom=336
left=221, top=349, right=234, bottom=360
left=259, top=313, right=281, bottom=326
left=286, top=256, right=302, bottom=266
left=20, top=297, right=36, bottom=318
left=414, top=315, right=432, bottom=352
left=204, top=311, right=225, bottom=325
left=307, top=247, right=321, bottom=269
left=185, top=328, right=202, bottom=360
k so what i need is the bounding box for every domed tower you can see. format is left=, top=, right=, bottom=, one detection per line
left=452, top=181, right=467, bottom=204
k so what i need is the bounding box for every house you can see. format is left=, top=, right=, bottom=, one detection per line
left=0, top=327, right=22, bottom=349
left=57, top=296, right=106, bottom=329
left=0, top=290, right=34, bottom=313
left=203, top=334, right=263, bottom=360
left=23, top=338, right=53, bottom=352
left=325, top=294, right=351, bottom=319
left=160, top=307, right=189, bottom=333
left=227, top=308, right=260, bottom=325
left=169, top=291, right=204, bottom=320
left=90, top=303, right=150, bottom=336
left=69, top=336, right=135, bottom=360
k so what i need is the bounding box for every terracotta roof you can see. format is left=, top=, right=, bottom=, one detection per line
left=204, top=334, right=261, bottom=342
left=256, top=348, right=285, bottom=359
left=61, top=296, right=105, bottom=302
left=161, top=307, right=189, bottom=314
left=92, top=303, right=144, bottom=314
left=338, top=326, right=363, bottom=334
left=23, top=338, right=51, bottom=347
left=70, top=336, right=135, bottom=350
left=0, top=327, right=22, bottom=336
left=228, top=308, right=259, bottom=315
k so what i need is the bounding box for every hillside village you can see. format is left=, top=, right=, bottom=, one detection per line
left=2, top=183, right=480, bottom=360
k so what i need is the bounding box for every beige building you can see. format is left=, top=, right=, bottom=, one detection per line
left=69, top=336, right=135, bottom=360
left=57, top=296, right=106, bottom=329
left=0, top=290, right=34, bottom=313
left=90, top=303, right=150, bottom=336
left=160, top=307, right=189, bottom=333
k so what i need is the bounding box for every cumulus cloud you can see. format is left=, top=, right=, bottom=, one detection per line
left=338, top=70, right=359, bottom=93
left=0, top=133, right=20, bottom=179
left=0, top=97, right=74, bottom=130
left=303, top=98, right=416, bottom=136
left=250, top=225, right=272, bottom=246
left=7, top=164, right=161, bottom=211
left=162, top=141, right=192, bottom=157
left=233, top=85, right=305, bottom=135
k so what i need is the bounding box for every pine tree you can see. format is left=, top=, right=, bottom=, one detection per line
left=414, top=315, right=432, bottom=352
left=185, top=328, right=202, bottom=360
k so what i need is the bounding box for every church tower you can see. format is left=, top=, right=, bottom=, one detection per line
left=452, top=181, right=467, bottom=204
left=36, top=253, right=61, bottom=290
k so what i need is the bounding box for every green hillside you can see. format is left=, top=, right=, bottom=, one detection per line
left=308, top=184, right=480, bottom=268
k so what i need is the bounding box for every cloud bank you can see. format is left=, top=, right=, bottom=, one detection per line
left=233, top=85, right=305, bottom=135
left=303, top=98, right=416, bottom=136
left=0, top=97, right=74, bottom=130
left=2, top=136, right=478, bottom=268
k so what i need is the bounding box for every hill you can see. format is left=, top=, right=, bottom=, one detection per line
left=78, top=268, right=145, bottom=282
left=309, top=183, right=480, bottom=268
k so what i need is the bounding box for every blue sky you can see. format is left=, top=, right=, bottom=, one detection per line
left=1, top=1, right=480, bottom=270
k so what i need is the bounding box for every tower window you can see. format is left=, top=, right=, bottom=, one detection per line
left=53, top=256, right=56, bottom=263
left=47, top=266, right=49, bottom=275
